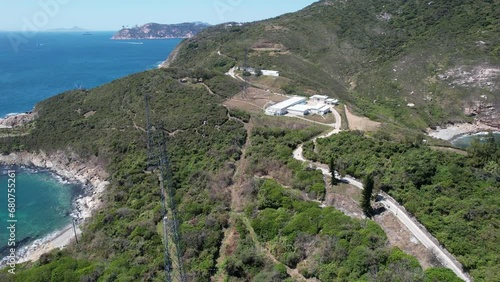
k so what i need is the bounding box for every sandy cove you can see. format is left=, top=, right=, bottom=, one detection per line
left=427, top=122, right=499, bottom=141
left=0, top=150, right=109, bottom=264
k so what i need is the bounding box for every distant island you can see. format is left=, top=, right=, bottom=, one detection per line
left=112, top=22, right=210, bottom=40
left=47, top=26, right=87, bottom=32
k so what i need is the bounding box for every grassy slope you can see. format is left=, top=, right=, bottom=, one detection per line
left=169, top=0, right=499, bottom=129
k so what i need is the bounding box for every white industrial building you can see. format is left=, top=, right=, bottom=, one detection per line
left=309, top=104, right=331, bottom=115
left=325, top=98, right=339, bottom=105
left=265, top=97, right=307, bottom=116
left=310, top=95, right=329, bottom=103
left=287, top=104, right=312, bottom=116
left=261, top=70, right=280, bottom=77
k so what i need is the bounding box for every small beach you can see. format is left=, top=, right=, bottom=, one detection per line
left=427, top=122, right=499, bottom=141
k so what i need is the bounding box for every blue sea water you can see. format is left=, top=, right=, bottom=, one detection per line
left=0, top=31, right=181, bottom=117
left=0, top=167, right=84, bottom=258
left=0, top=32, right=180, bottom=259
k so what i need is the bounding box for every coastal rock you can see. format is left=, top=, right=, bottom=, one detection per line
left=0, top=150, right=109, bottom=264
left=464, top=100, right=499, bottom=128
left=0, top=112, right=36, bottom=128
left=0, top=150, right=109, bottom=219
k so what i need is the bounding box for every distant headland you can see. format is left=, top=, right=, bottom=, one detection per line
left=111, top=22, right=210, bottom=40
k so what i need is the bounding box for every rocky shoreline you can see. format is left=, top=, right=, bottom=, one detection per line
left=427, top=122, right=500, bottom=141
left=0, top=112, right=36, bottom=128
left=0, top=151, right=109, bottom=264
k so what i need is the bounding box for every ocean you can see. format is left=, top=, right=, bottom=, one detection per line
left=0, top=31, right=180, bottom=259
left=0, top=167, right=84, bottom=258
left=0, top=31, right=181, bottom=117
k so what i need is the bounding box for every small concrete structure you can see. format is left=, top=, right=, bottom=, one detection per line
left=265, top=96, right=307, bottom=116
left=325, top=98, right=339, bottom=105
left=261, top=70, right=280, bottom=77
left=287, top=104, right=311, bottom=116
left=310, top=95, right=329, bottom=103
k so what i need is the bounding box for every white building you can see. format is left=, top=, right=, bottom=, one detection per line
left=325, top=98, right=339, bottom=105
left=287, top=104, right=311, bottom=116
left=310, top=104, right=331, bottom=115
left=261, top=70, right=280, bottom=77
left=310, top=95, right=329, bottom=103
left=265, top=97, right=307, bottom=116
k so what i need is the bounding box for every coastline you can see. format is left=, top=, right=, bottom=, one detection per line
left=0, top=151, right=108, bottom=264
left=427, top=122, right=499, bottom=141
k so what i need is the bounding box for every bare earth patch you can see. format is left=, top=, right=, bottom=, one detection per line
left=223, top=87, right=288, bottom=114
left=325, top=183, right=365, bottom=219
left=374, top=210, right=442, bottom=270
left=344, top=106, right=381, bottom=132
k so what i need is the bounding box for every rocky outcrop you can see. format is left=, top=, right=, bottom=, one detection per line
left=438, top=65, right=500, bottom=91
left=464, top=99, right=499, bottom=128
left=0, top=112, right=36, bottom=128
left=112, top=22, right=210, bottom=40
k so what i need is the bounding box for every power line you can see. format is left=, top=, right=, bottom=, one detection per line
left=144, top=93, right=186, bottom=282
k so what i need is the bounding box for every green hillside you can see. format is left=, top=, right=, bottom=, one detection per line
left=168, top=0, right=499, bottom=129
left=1, top=0, right=499, bottom=281
left=0, top=68, right=459, bottom=281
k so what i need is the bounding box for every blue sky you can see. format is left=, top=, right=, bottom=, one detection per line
left=0, top=0, right=318, bottom=31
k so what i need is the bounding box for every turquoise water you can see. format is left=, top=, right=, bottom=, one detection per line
left=451, top=132, right=500, bottom=149
left=0, top=167, right=84, bottom=258
left=0, top=31, right=181, bottom=117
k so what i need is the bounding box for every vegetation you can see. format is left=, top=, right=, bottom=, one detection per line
left=1, top=0, right=499, bottom=280
left=169, top=0, right=499, bottom=130
left=0, top=68, right=246, bottom=281
left=361, top=174, right=374, bottom=217
left=248, top=178, right=447, bottom=281
left=246, top=116, right=329, bottom=201
left=305, top=131, right=500, bottom=281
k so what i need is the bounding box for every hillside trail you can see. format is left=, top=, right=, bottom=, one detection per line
left=291, top=108, right=471, bottom=282
left=213, top=117, right=313, bottom=281
left=240, top=215, right=316, bottom=282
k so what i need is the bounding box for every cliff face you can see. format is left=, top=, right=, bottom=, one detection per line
left=112, top=22, right=210, bottom=39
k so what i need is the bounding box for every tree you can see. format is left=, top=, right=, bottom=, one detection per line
left=362, top=174, right=374, bottom=216
left=329, top=157, right=338, bottom=186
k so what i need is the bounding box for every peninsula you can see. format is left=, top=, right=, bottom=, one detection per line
left=111, top=22, right=210, bottom=40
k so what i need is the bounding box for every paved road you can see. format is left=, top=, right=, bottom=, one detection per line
left=223, top=70, right=471, bottom=281
left=292, top=108, right=471, bottom=282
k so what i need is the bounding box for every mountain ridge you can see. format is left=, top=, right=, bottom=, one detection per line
left=165, top=0, right=500, bottom=130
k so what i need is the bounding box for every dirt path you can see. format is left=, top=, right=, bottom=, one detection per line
left=240, top=215, right=315, bottom=282
left=213, top=120, right=252, bottom=281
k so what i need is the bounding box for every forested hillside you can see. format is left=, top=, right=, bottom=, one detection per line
left=167, top=0, right=499, bottom=129
left=0, top=68, right=250, bottom=280
left=303, top=131, right=500, bottom=280
left=1, top=0, right=499, bottom=281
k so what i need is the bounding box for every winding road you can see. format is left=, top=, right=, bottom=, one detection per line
left=292, top=107, right=471, bottom=282
left=223, top=69, right=471, bottom=281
